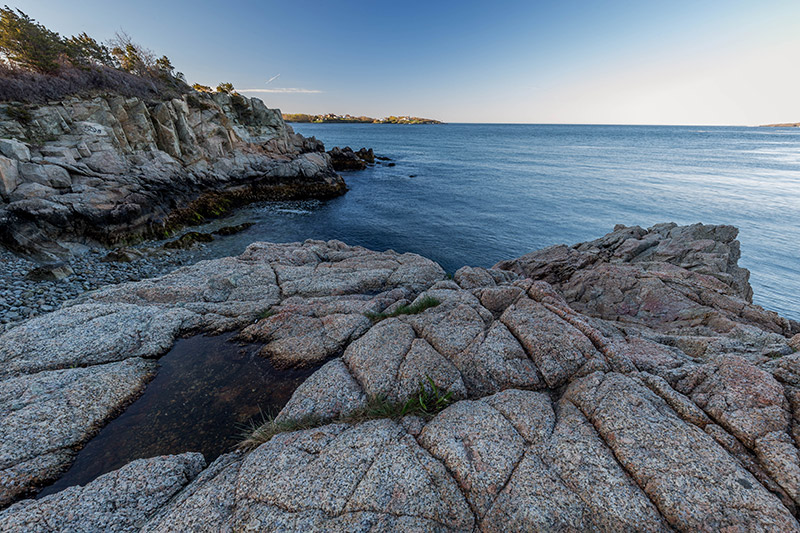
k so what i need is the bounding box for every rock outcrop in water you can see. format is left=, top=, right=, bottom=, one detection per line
left=1, top=223, right=799, bottom=531
left=0, top=91, right=345, bottom=261
left=327, top=146, right=375, bottom=171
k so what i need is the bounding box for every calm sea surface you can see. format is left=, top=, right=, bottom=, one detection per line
left=196, top=124, right=800, bottom=320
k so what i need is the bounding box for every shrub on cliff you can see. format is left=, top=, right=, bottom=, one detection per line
left=185, top=92, right=212, bottom=110
left=214, top=82, right=253, bottom=119
left=230, top=92, right=253, bottom=120
left=216, top=82, right=235, bottom=94
left=0, top=62, right=184, bottom=103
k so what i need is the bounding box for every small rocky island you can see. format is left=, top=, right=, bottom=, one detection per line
left=1, top=222, right=799, bottom=531
left=283, top=113, right=442, bottom=124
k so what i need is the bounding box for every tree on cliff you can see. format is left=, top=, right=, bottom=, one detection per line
left=108, top=31, right=157, bottom=76
left=0, top=8, right=115, bottom=72
left=108, top=32, right=186, bottom=84
left=0, top=6, right=65, bottom=73
left=64, top=32, right=114, bottom=67
left=155, top=55, right=174, bottom=75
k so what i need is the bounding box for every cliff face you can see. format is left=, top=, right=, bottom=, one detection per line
left=0, top=91, right=345, bottom=260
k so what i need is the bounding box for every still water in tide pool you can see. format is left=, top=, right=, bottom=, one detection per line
left=185, top=123, right=800, bottom=320
left=37, top=333, right=316, bottom=496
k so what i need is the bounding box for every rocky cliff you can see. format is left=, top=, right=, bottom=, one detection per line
left=0, top=91, right=345, bottom=261
left=0, top=223, right=799, bottom=531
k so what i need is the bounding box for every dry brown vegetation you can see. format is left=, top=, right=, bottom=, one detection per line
left=0, top=62, right=188, bottom=103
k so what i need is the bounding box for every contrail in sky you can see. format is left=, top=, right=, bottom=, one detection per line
left=241, top=88, right=322, bottom=94
left=266, top=74, right=281, bottom=85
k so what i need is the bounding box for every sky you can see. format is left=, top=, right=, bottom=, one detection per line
left=12, top=0, right=800, bottom=124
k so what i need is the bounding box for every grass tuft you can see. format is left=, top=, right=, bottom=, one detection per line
left=257, top=307, right=276, bottom=320
left=399, top=376, right=455, bottom=417
left=365, top=296, right=440, bottom=322
left=238, top=413, right=324, bottom=452
left=238, top=376, right=455, bottom=451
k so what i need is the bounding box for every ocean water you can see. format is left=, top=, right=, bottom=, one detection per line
left=199, top=123, right=800, bottom=320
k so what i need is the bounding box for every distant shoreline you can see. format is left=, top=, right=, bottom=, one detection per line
left=284, top=120, right=791, bottom=127
left=283, top=113, right=442, bottom=125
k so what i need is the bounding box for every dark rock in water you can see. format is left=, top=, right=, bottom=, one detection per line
left=355, top=147, right=375, bottom=164
left=409, top=174, right=417, bottom=178
left=375, top=155, right=392, bottom=161
left=163, top=232, right=214, bottom=249
left=327, top=146, right=375, bottom=171
left=25, top=262, right=74, bottom=281
left=387, top=162, right=396, bottom=167
left=100, top=247, right=144, bottom=263
left=212, top=222, right=255, bottom=236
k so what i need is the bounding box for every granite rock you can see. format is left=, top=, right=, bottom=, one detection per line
left=495, top=222, right=794, bottom=339
left=0, top=453, right=204, bottom=532
left=1, top=224, right=798, bottom=532
left=0, top=358, right=157, bottom=506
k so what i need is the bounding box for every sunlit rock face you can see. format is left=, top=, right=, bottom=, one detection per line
left=0, top=92, right=345, bottom=261
left=1, top=224, right=799, bottom=532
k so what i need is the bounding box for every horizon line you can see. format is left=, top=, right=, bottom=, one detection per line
left=285, top=120, right=777, bottom=127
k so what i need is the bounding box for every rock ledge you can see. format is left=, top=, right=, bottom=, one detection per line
left=0, top=223, right=798, bottom=532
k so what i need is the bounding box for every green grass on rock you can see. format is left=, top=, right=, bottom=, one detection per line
left=364, top=296, right=440, bottom=322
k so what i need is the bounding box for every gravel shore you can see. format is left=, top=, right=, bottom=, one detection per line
left=0, top=245, right=203, bottom=334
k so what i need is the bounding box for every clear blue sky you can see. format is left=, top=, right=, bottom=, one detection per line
left=13, top=0, right=800, bottom=124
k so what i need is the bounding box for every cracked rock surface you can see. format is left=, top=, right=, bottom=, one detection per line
left=1, top=223, right=799, bottom=532
left=0, top=240, right=444, bottom=506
